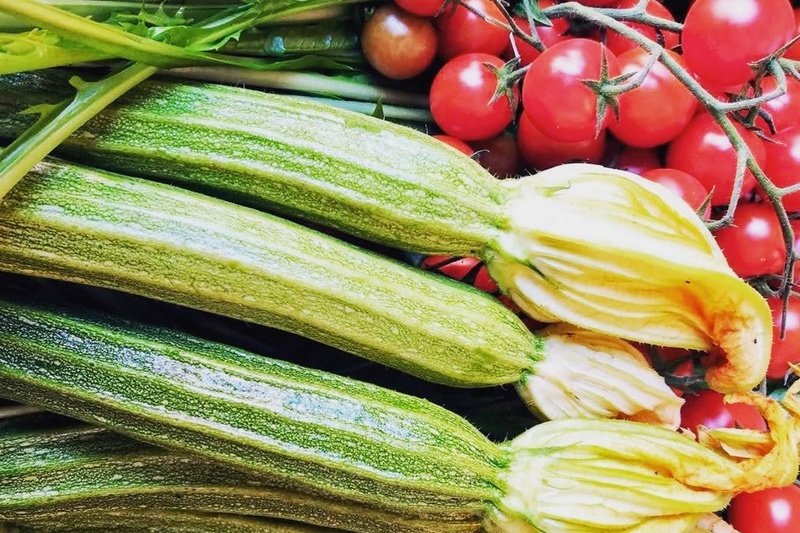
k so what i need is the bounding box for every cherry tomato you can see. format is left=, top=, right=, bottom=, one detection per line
left=505, top=13, right=569, bottom=67
left=471, top=131, right=522, bottom=179
left=573, top=0, right=617, bottom=5
left=680, top=389, right=766, bottom=434
left=682, top=0, right=795, bottom=87
left=420, top=255, right=498, bottom=293
left=611, top=146, right=661, bottom=175
left=605, top=0, right=679, bottom=56
left=433, top=134, right=474, bottom=156
left=360, top=4, right=437, bottom=80
left=713, top=202, right=786, bottom=278
left=765, top=296, right=800, bottom=380
left=393, top=0, right=445, bottom=17
left=610, top=49, right=697, bottom=148
left=434, top=0, right=509, bottom=60
left=636, top=344, right=695, bottom=397
left=750, top=75, right=800, bottom=134
left=522, top=38, right=621, bottom=142
left=641, top=168, right=710, bottom=217
left=516, top=111, right=606, bottom=170
left=429, top=53, right=518, bottom=141
left=784, top=7, right=800, bottom=61
left=728, top=485, right=800, bottom=533
left=764, top=126, right=800, bottom=212
left=665, top=113, right=766, bottom=206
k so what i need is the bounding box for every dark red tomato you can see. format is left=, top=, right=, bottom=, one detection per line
left=682, top=0, right=795, bottom=87
left=433, top=134, right=474, bottom=156
left=784, top=7, right=800, bottom=61
left=611, top=146, right=661, bottom=175
left=641, top=168, right=711, bottom=217
left=522, top=38, right=621, bottom=142
left=605, top=0, right=679, bottom=56
left=750, top=75, right=800, bottom=134
left=393, top=0, right=445, bottom=17
left=713, top=202, right=786, bottom=278
left=636, top=344, right=695, bottom=397
left=765, top=296, right=800, bottom=380
left=764, top=126, right=800, bottom=212
left=434, top=0, right=509, bottom=60
left=361, top=4, right=437, bottom=80
left=610, top=49, right=697, bottom=148
left=506, top=13, right=569, bottom=67
left=680, top=389, right=767, bottom=434
left=420, top=255, right=499, bottom=293
left=429, top=53, right=518, bottom=141
left=729, top=485, right=800, bottom=533
left=573, top=0, right=617, bottom=5
left=471, top=131, right=522, bottom=179
left=665, top=113, right=766, bottom=206
left=516, top=111, right=606, bottom=170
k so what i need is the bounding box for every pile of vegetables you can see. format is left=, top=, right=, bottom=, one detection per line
left=2, top=0, right=800, bottom=531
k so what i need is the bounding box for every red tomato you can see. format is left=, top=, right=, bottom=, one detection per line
left=573, top=0, right=617, bottom=5
left=393, top=0, right=445, bottom=17
left=516, top=111, right=606, bottom=170
left=611, top=146, right=661, bottom=175
left=434, top=0, right=509, bottom=60
left=429, top=53, right=518, bottom=141
left=765, top=296, right=800, bottom=380
left=636, top=344, right=695, bottom=397
left=641, top=168, right=710, bottom=217
left=751, top=75, right=800, bottom=134
left=420, top=255, right=498, bottom=293
left=665, top=113, right=766, bottom=206
left=680, top=389, right=767, bottom=434
left=432, top=134, right=474, bottom=156
left=522, top=39, right=621, bottom=142
left=610, top=50, right=697, bottom=148
left=605, top=0, right=679, bottom=56
left=728, top=485, right=800, bottom=533
left=784, top=7, right=800, bottom=61
left=713, top=202, right=786, bottom=279
left=506, top=13, right=569, bottom=67
left=471, top=131, right=522, bottom=179
left=682, top=0, right=795, bottom=87
left=360, top=4, right=437, bottom=80
left=764, top=126, right=800, bottom=212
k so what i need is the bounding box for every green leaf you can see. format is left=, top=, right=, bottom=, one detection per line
left=0, top=29, right=111, bottom=74
left=515, top=0, right=552, bottom=28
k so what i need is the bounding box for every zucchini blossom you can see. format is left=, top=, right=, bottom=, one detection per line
left=488, top=163, right=772, bottom=393
left=488, top=391, right=798, bottom=533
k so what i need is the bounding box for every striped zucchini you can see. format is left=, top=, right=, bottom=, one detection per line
left=0, top=419, right=476, bottom=533
left=0, top=157, right=538, bottom=390
left=0, top=295, right=503, bottom=526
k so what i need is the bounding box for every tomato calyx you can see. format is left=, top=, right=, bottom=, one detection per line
left=482, top=56, right=526, bottom=112
left=580, top=46, right=632, bottom=137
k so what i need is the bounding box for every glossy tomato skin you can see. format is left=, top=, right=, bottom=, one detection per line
left=432, top=134, right=474, bottom=156
left=605, top=0, right=679, bottom=56
left=393, top=0, right=445, bottom=17
left=785, top=7, right=800, bottom=61
left=611, top=146, right=661, bottom=175
left=765, top=296, right=800, bottom=380
left=713, top=202, right=786, bottom=279
left=682, top=0, right=794, bottom=87
left=429, top=53, right=518, bottom=141
left=728, top=485, right=800, bottom=533
left=361, top=4, right=437, bottom=80
left=434, top=0, right=509, bottom=59
left=610, top=49, right=697, bottom=148
left=665, top=113, right=766, bottom=206
left=471, top=131, right=522, bottom=179
left=516, top=111, right=606, bottom=170
left=764, top=126, right=800, bottom=212
left=680, top=389, right=766, bottom=434
left=522, top=38, right=621, bottom=142
left=751, top=75, right=800, bottom=134
left=641, top=168, right=710, bottom=217
left=506, top=13, right=569, bottom=67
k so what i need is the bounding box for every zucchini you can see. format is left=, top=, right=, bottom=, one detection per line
left=0, top=299, right=764, bottom=533
left=0, top=420, right=473, bottom=533
left=9, top=511, right=346, bottom=533
left=0, top=71, right=772, bottom=394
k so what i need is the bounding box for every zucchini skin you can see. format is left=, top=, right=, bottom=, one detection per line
left=0, top=422, right=482, bottom=533
left=0, top=71, right=507, bottom=255
left=0, top=296, right=506, bottom=522
left=0, top=158, right=539, bottom=388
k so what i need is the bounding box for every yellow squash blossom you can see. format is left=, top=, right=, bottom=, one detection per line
left=486, top=391, right=798, bottom=533
left=487, top=163, right=772, bottom=392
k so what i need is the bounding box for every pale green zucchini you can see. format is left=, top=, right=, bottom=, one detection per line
left=0, top=157, right=539, bottom=389
left=0, top=295, right=504, bottom=525
left=0, top=420, right=478, bottom=533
